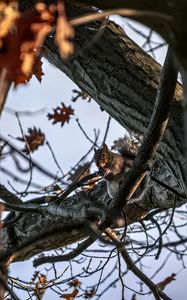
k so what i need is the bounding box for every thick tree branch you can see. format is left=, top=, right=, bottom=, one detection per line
left=0, top=185, right=22, bottom=204
left=113, top=47, right=177, bottom=212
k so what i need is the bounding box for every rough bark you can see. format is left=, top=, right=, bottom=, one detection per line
left=0, top=2, right=186, bottom=263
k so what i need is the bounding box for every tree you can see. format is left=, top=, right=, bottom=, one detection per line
left=0, top=1, right=187, bottom=300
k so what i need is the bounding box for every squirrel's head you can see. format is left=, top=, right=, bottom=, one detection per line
left=94, top=143, right=113, bottom=177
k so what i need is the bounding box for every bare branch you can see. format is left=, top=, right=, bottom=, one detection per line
left=105, top=228, right=171, bottom=300
left=0, top=184, right=22, bottom=204
left=33, top=236, right=96, bottom=267
left=70, top=8, right=171, bottom=27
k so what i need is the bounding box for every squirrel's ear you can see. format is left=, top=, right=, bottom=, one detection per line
left=103, top=143, right=108, bottom=150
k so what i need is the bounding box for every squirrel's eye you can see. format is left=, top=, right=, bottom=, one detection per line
left=102, top=153, right=106, bottom=159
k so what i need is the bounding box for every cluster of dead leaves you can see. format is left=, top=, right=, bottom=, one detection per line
left=17, top=127, right=45, bottom=154
left=0, top=1, right=74, bottom=85
left=47, top=102, right=74, bottom=127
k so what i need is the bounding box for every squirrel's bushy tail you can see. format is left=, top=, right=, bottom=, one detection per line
left=111, top=134, right=142, bottom=159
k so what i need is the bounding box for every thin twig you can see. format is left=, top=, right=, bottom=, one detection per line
left=0, top=167, right=43, bottom=189
left=102, top=116, right=111, bottom=144
left=117, top=252, right=125, bottom=300
left=0, top=275, right=20, bottom=300
left=75, top=118, right=97, bottom=146
left=70, top=9, right=171, bottom=27
left=0, top=136, right=59, bottom=180
left=46, top=141, right=64, bottom=176
left=155, top=197, right=176, bottom=259
left=15, top=113, right=33, bottom=195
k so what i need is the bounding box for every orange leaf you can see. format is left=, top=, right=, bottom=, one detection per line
left=61, top=288, right=79, bottom=300
left=55, top=2, right=74, bottom=59
left=157, top=273, right=176, bottom=291
left=0, top=2, right=54, bottom=84
left=47, top=102, right=74, bottom=127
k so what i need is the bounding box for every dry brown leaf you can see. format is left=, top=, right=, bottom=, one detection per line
left=68, top=279, right=81, bottom=288
left=17, top=127, right=45, bottom=155
left=32, top=56, right=44, bottom=83
left=157, top=273, right=176, bottom=291
left=47, top=102, right=74, bottom=127
left=84, top=288, right=96, bottom=298
left=61, top=288, right=79, bottom=299
left=72, top=89, right=92, bottom=102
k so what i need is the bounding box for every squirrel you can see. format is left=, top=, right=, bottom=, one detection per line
left=94, top=135, right=149, bottom=202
